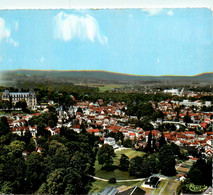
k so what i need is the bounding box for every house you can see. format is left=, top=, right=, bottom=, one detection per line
left=104, top=137, right=116, bottom=146
left=29, top=126, right=37, bottom=137
left=145, top=176, right=160, bottom=188
left=11, top=126, right=29, bottom=136
left=88, top=128, right=101, bottom=136
left=46, top=126, right=59, bottom=136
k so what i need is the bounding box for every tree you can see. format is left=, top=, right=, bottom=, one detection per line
left=46, top=168, right=65, bottom=194
left=123, top=139, right=134, bottom=148
left=0, top=116, right=10, bottom=136
left=145, top=130, right=152, bottom=152
left=187, top=158, right=212, bottom=186
left=119, top=154, right=129, bottom=171
left=170, top=142, right=180, bottom=156
left=129, top=156, right=143, bottom=177
left=0, top=140, right=26, bottom=193
left=129, top=154, right=159, bottom=178
left=45, top=140, right=70, bottom=172
left=158, top=133, right=167, bottom=149
left=25, top=152, right=46, bottom=193
left=77, top=107, right=83, bottom=113
left=184, top=113, right=192, bottom=123
left=97, top=144, right=115, bottom=168
left=159, top=144, right=176, bottom=176
left=108, top=177, right=116, bottom=184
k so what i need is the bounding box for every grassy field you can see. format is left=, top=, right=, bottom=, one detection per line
left=98, top=84, right=123, bottom=92
left=89, top=180, right=143, bottom=194
left=95, top=149, right=145, bottom=179
left=94, top=149, right=145, bottom=180
left=113, top=149, right=145, bottom=165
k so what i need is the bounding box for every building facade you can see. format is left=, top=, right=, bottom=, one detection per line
left=2, top=90, right=37, bottom=109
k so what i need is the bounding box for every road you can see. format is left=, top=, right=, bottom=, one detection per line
left=88, top=175, right=145, bottom=183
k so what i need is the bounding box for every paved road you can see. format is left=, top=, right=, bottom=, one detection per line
left=88, top=175, right=145, bottom=183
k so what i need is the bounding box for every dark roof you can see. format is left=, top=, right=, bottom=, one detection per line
left=100, top=187, right=118, bottom=195
left=145, top=177, right=160, bottom=188
left=118, top=186, right=146, bottom=195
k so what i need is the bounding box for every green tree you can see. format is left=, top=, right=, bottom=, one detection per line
left=0, top=116, right=10, bottom=136
left=158, top=133, right=167, bottom=149
left=119, top=154, right=129, bottom=171
left=159, top=144, right=176, bottom=176
left=184, top=113, right=192, bottom=123
left=97, top=144, right=115, bottom=168
left=46, top=168, right=65, bottom=194
left=25, top=152, right=46, bottom=193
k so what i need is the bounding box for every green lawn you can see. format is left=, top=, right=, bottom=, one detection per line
left=114, top=149, right=145, bottom=165
left=89, top=180, right=143, bottom=194
left=94, top=149, right=145, bottom=180
left=99, top=84, right=123, bottom=92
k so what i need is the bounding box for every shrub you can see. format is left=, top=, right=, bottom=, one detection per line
left=108, top=177, right=116, bottom=184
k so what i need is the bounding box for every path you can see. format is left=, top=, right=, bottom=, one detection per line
left=157, top=179, right=169, bottom=195
left=88, top=175, right=145, bottom=183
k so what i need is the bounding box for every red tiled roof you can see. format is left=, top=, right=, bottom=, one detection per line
left=11, top=126, right=29, bottom=131
left=185, top=131, right=195, bottom=135
left=73, top=125, right=80, bottom=129
left=189, top=157, right=198, bottom=161
left=88, top=129, right=99, bottom=133
left=32, top=113, right=41, bottom=116
left=207, top=132, right=213, bottom=135
left=129, top=132, right=136, bottom=136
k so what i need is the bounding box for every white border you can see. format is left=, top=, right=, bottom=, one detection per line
left=0, top=0, right=213, bottom=9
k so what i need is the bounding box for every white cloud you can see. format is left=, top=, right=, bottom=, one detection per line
left=7, top=38, right=19, bottom=47
left=41, top=57, right=44, bottom=63
left=0, top=17, right=19, bottom=47
left=15, top=21, right=19, bottom=32
left=53, top=11, right=107, bottom=44
left=0, top=17, right=10, bottom=41
left=167, top=10, right=173, bottom=16
left=142, top=8, right=163, bottom=16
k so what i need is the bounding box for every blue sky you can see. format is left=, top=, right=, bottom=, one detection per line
left=0, top=8, right=212, bottom=76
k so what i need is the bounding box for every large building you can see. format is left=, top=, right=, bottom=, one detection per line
left=2, top=90, right=37, bottom=109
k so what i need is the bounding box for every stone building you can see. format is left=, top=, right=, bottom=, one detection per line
left=2, top=90, right=37, bottom=109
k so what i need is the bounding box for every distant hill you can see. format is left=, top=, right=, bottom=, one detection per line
left=1, top=70, right=213, bottom=81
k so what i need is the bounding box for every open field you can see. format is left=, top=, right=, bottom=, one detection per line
left=113, top=149, right=145, bottom=165
left=94, top=149, right=145, bottom=180
left=98, top=84, right=124, bottom=92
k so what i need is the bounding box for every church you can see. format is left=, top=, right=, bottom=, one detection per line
left=2, top=90, right=37, bottom=109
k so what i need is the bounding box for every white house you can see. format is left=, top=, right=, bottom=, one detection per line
left=104, top=137, right=116, bottom=147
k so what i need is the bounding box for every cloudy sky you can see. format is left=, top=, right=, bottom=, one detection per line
left=0, top=8, right=212, bottom=75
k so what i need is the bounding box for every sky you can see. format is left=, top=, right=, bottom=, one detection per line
left=0, top=8, right=212, bottom=76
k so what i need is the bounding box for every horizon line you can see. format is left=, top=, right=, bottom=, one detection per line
left=1, top=69, right=212, bottom=77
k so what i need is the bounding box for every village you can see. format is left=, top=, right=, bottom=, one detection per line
left=2, top=89, right=212, bottom=158
left=0, top=88, right=212, bottom=195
